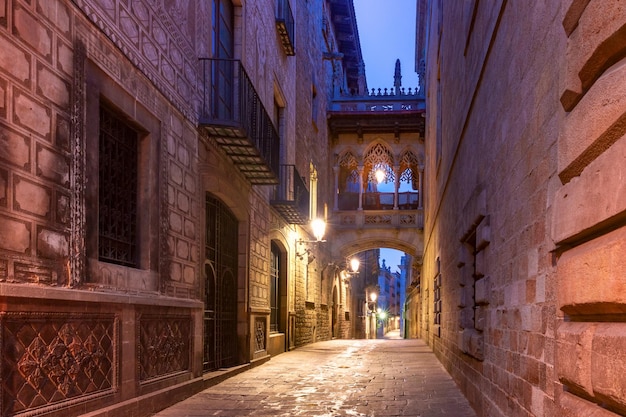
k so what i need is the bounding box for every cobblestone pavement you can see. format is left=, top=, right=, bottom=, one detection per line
left=151, top=335, right=477, bottom=417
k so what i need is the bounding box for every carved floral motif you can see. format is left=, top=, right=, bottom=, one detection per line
left=1, top=314, right=116, bottom=416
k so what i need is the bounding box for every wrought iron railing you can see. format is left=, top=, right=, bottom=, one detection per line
left=276, top=0, right=295, bottom=55
left=271, top=164, right=309, bottom=224
left=199, top=58, right=280, bottom=184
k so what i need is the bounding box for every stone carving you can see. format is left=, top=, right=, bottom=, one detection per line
left=139, top=315, right=190, bottom=381
left=254, top=317, right=266, bottom=352
left=69, top=40, right=86, bottom=286
left=1, top=313, right=116, bottom=416
left=364, top=214, right=392, bottom=225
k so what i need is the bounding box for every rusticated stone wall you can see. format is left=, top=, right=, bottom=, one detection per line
left=0, top=0, right=203, bottom=415
left=422, top=1, right=626, bottom=417
left=554, top=2, right=626, bottom=416
left=422, top=1, right=559, bottom=416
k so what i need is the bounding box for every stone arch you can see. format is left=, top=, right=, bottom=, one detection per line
left=363, top=141, right=395, bottom=186
left=331, top=231, right=423, bottom=262
left=336, top=150, right=360, bottom=210
left=398, top=149, right=421, bottom=191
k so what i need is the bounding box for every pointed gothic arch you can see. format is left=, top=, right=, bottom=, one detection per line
left=363, top=142, right=395, bottom=186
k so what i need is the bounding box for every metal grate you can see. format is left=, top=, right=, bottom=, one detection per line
left=204, top=194, right=239, bottom=372
left=98, top=105, right=138, bottom=267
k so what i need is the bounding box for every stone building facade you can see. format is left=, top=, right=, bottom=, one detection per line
left=418, top=1, right=626, bottom=416
left=0, top=0, right=356, bottom=416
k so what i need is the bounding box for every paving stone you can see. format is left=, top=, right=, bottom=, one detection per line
left=151, top=337, right=477, bottom=417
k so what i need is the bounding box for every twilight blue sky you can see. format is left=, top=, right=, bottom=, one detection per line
left=354, top=0, right=420, bottom=92
left=353, top=0, right=418, bottom=271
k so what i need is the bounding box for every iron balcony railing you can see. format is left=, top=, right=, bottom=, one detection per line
left=199, top=58, right=280, bottom=185
left=275, top=0, right=295, bottom=56
left=271, top=164, right=309, bottom=224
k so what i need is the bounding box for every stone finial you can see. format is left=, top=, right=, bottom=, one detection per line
left=394, top=59, right=402, bottom=93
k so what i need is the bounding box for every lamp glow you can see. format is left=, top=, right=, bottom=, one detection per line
left=369, top=292, right=377, bottom=302
left=350, top=257, right=360, bottom=273
left=375, top=169, right=385, bottom=184
left=311, top=218, right=326, bottom=242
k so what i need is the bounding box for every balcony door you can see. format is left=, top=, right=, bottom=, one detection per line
left=211, top=0, right=234, bottom=120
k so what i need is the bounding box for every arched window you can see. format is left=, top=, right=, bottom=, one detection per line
left=337, top=151, right=360, bottom=210
left=398, top=150, right=420, bottom=209
left=363, top=143, right=394, bottom=209
left=364, top=143, right=395, bottom=190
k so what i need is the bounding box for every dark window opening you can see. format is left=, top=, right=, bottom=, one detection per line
left=98, top=105, right=138, bottom=267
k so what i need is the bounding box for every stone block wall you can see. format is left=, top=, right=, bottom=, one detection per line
left=553, top=2, right=626, bottom=415
left=0, top=0, right=204, bottom=415
left=422, top=1, right=562, bottom=416
left=423, top=1, right=626, bottom=416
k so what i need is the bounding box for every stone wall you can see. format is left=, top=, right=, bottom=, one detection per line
left=422, top=1, right=561, bottom=416
left=424, top=1, right=626, bottom=416
left=554, top=2, right=626, bottom=415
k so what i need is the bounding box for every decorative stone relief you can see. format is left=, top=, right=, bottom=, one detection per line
left=138, top=314, right=190, bottom=381
left=254, top=317, right=266, bottom=352
left=1, top=313, right=117, bottom=416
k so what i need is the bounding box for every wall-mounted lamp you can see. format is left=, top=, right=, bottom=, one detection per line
left=349, top=257, right=360, bottom=274
left=296, top=218, right=327, bottom=260
left=341, top=257, right=360, bottom=284
left=297, top=218, right=326, bottom=244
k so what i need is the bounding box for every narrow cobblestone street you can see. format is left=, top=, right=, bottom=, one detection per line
left=152, top=336, right=477, bottom=417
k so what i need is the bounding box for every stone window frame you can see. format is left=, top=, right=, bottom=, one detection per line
left=457, top=214, right=490, bottom=361
left=433, top=257, right=442, bottom=337
left=83, top=62, right=161, bottom=289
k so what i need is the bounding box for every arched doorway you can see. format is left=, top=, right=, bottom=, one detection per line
left=204, top=193, right=239, bottom=371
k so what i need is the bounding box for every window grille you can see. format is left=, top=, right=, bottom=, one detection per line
left=98, top=105, right=138, bottom=267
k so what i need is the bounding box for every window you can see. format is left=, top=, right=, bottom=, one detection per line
left=212, top=0, right=234, bottom=58
left=98, top=105, right=138, bottom=267
left=84, top=62, right=160, bottom=289
left=270, top=243, right=281, bottom=332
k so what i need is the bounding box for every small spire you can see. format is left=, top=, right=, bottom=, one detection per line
left=394, top=59, right=402, bottom=93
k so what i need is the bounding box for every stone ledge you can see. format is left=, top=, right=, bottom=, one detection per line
left=0, top=282, right=203, bottom=309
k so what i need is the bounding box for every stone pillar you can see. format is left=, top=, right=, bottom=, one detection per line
left=418, top=164, right=424, bottom=209
left=393, top=165, right=400, bottom=209
left=358, top=165, right=364, bottom=210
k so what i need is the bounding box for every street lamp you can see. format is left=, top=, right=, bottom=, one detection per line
left=311, top=218, right=326, bottom=242
left=296, top=218, right=326, bottom=260
left=350, top=257, right=360, bottom=274
left=365, top=287, right=379, bottom=339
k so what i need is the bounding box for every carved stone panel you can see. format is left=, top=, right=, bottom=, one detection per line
left=1, top=313, right=117, bottom=416
left=138, top=314, right=190, bottom=382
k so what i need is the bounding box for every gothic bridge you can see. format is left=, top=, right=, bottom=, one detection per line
left=326, top=86, right=426, bottom=262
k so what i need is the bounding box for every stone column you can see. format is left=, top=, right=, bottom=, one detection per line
left=393, top=165, right=400, bottom=209
left=358, top=165, right=364, bottom=210
left=418, top=164, right=424, bottom=209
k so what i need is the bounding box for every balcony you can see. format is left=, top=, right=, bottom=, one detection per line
left=333, top=209, right=424, bottom=230
left=199, top=58, right=280, bottom=185
left=271, top=165, right=309, bottom=224
left=338, top=192, right=418, bottom=211
left=275, top=0, right=295, bottom=56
